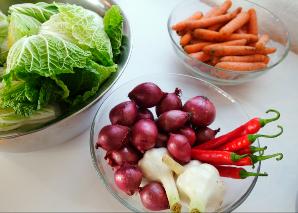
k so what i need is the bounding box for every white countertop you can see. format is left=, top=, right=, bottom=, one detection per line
left=1, top=0, right=298, bottom=212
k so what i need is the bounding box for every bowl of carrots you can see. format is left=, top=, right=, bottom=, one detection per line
left=168, top=0, right=290, bottom=85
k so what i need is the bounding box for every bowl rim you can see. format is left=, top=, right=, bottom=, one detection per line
left=167, top=0, right=291, bottom=74
left=90, top=73, right=261, bottom=212
left=0, top=1, right=133, bottom=139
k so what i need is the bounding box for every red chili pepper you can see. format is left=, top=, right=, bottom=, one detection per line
left=191, top=149, right=247, bottom=165
left=234, top=152, right=283, bottom=167
left=236, top=146, right=267, bottom=155
left=194, top=109, right=280, bottom=150
left=215, top=166, right=268, bottom=179
left=218, top=125, right=283, bottom=152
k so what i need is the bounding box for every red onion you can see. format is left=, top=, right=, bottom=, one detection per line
left=167, top=133, right=191, bottom=164
left=96, top=125, right=129, bottom=151
left=136, top=108, right=154, bottom=121
left=139, top=182, right=169, bottom=211
left=109, top=101, right=138, bottom=126
left=131, top=119, right=158, bottom=153
left=104, top=146, right=141, bottom=169
left=196, top=127, right=220, bottom=144
left=157, top=110, right=190, bottom=132
left=156, top=88, right=182, bottom=116
left=155, top=132, right=169, bottom=148
left=178, top=127, right=196, bottom=146
left=114, top=165, right=143, bottom=195
left=183, top=96, right=216, bottom=126
left=128, top=82, right=164, bottom=108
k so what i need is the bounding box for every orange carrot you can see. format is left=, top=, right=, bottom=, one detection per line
left=205, top=0, right=232, bottom=17
left=172, top=11, right=203, bottom=33
left=189, top=52, right=211, bottom=62
left=215, top=62, right=267, bottom=71
left=256, top=47, right=276, bottom=55
left=220, top=12, right=250, bottom=35
left=184, top=42, right=213, bottom=53
left=189, top=11, right=204, bottom=20
left=204, top=45, right=257, bottom=56
left=227, top=33, right=258, bottom=42
left=205, top=39, right=247, bottom=49
left=220, top=54, right=269, bottom=63
left=172, top=10, right=238, bottom=31
left=205, top=7, right=218, bottom=18
left=248, top=8, right=258, bottom=35
left=208, top=7, right=242, bottom=31
left=255, top=34, right=270, bottom=50
left=193, top=29, right=225, bottom=41
left=180, top=32, right=192, bottom=46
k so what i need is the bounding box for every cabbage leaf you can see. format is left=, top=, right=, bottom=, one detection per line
left=0, top=11, right=8, bottom=65
left=40, top=3, right=113, bottom=66
left=6, top=34, right=92, bottom=80
left=7, top=12, right=41, bottom=48
left=9, top=2, right=58, bottom=23
left=104, top=5, right=123, bottom=61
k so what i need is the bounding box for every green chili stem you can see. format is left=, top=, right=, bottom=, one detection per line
left=239, top=169, right=268, bottom=179
left=250, top=153, right=283, bottom=164
left=250, top=146, right=267, bottom=155
left=231, top=153, right=248, bottom=162
left=248, top=125, right=283, bottom=142
left=259, top=109, right=281, bottom=127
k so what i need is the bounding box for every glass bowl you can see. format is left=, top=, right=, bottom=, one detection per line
left=90, top=73, right=261, bottom=212
left=168, top=0, right=290, bottom=85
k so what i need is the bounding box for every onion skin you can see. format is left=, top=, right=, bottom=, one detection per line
left=178, top=127, right=196, bottom=146
left=109, top=101, right=138, bottom=126
left=96, top=125, right=129, bottom=151
left=139, top=182, right=170, bottom=211
left=167, top=133, right=191, bottom=164
left=114, top=165, right=143, bottom=195
left=196, top=127, right=220, bottom=144
left=156, top=88, right=182, bottom=116
left=136, top=108, right=154, bottom=121
left=155, top=132, right=169, bottom=148
left=131, top=119, right=158, bottom=153
left=128, top=82, right=164, bottom=108
left=183, top=96, right=216, bottom=127
left=104, top=146, right=141, bottom=169
left=157, top=110, right=190, bottom=132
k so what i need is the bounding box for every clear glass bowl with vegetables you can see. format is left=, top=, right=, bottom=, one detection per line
left=167, top=0, right=290, bottom=85
left=0, top=0, right=132, bottom=152
left=90, top=73, right=283, bottom=212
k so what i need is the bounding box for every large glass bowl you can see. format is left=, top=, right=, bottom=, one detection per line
left=168, top=0, right=290, bottom=85
left=90, top=73, right=261, bottom=212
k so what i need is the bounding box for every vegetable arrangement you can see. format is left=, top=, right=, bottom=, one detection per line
left=172, top=0, right=276, bottom=72
left=0, top=3, right=124, bottom=131
left=95, top=82, right=284, bottom=212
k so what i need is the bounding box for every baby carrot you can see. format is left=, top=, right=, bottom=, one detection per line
left=205, top=45, right=257, bottom=56
left=255, top=34, right=270, bottom=50
left=205, top=0, right=232, bottom=17
left=193, top=29, right=225, bottom=42
left=184, top=42, right=213, bottom=53
left=208, top=7, right=242, bottom=31
left=227, top=33, right=258, bottom=42
left=220, top=54, right=269, bottom=63
left=205, top=39, right=247, bottom=49
left=205, top=7, right=218, bottom=18
left=172, top=11, right=203, bottom=32
left=180, top=32, right=192, bottom=46
left=215, top=62, right=267, bottom=71
left=220, top=12, right=250, bottom=35
left=173, top=11, right=238, bottom=31
left=248, top=8, right=258, bottom=35
left=189, top=52, right=211, bottom=62
left=256, top=47, right=276, bottom=55
left=210, top=56, right=220, bottom=66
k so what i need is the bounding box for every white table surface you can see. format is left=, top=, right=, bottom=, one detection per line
left=1, top=0, right=298, bottom=212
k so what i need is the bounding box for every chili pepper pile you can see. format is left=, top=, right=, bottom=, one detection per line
left=191, top=109, right=284, bottom=179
